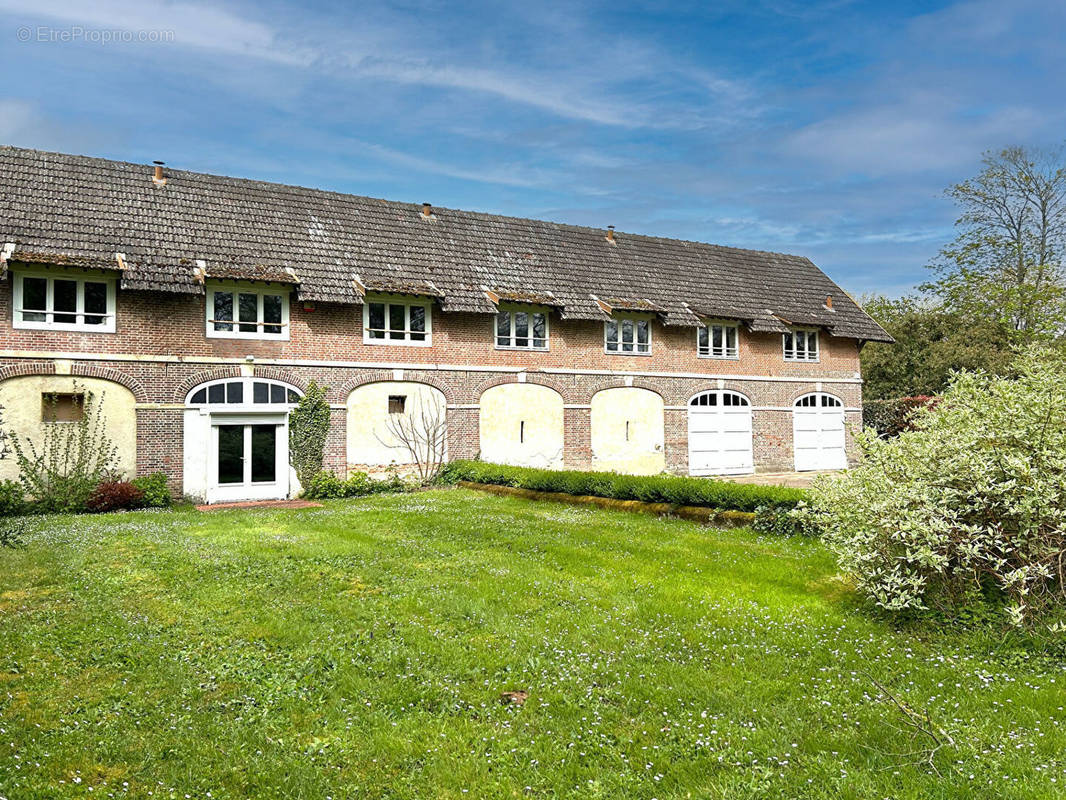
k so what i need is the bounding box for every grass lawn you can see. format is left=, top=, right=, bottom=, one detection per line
left=0, top=489, right=1063, bottom=799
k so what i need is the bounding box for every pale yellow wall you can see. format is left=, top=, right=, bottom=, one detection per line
left=0, top=376, right=137, bottom=481
left=479, top=383, right=564, bottom=468
left=346, top=381, right=447, bottom=469
left=590, top=387, right=665, bottom=475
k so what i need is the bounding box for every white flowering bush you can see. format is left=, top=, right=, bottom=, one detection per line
left=810, top=349, right=1066, bottom=625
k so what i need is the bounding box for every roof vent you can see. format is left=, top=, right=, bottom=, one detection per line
left=152, top=160, right=166, bottom=186
left=605, top=225, right=615, bottom=243
left=421, top=202, right=432, bottom=219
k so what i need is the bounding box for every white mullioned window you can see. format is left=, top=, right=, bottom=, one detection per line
left=697, top=322, right=739, bottom=359
left=495, top=307, right=548, bottom=350
left=363, top=296, right=432, bottom=346
left=604, top=314, right=652, bottom=355
left=13, top=270, right=116, bottom=332
left=207, top=283, right=290, bottom=340
left=783, top=328, right=819, bottom=362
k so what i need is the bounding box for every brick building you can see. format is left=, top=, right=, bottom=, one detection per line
left=0, top=146, right=891, bottom=502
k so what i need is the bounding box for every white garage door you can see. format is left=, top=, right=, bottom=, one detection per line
left=688, top=390, right=754, bottom=476
left=793, top=393, right=846, bottom=471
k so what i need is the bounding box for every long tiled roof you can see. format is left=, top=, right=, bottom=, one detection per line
left=0, top=145, right=891, bottom=341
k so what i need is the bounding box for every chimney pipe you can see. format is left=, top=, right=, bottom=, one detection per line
left=606, top=225, right=615, bottom=243
left=422, top=202, right=432, bottom=218
left=152, top=160, right=166, bottom=185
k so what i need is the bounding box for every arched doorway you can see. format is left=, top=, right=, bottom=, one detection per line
left=792, top=392, right=846, bottom=471
left=687, top=389, right=753, bottom=476
left=184, top=377, right=302, bottom=503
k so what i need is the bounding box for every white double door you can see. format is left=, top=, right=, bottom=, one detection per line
left=688, top=393, right=754, bottom=476
left=793, top=402, right=847, bottom=471
left=208, top=413, right=289, bottom=503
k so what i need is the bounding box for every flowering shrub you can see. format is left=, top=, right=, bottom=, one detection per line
left=811, top=349, right=1066, bottom=626
left=86, top=481, right=145, bottom=513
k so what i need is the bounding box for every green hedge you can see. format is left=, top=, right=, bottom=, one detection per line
left=439, top=461, right=806, bottom=512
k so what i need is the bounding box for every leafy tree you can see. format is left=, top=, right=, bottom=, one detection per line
left=289, top=381, right=331, bottom=489
left=923, top=144, right=1066, bottom=338
left=859, top=295, right=1014, bottom=400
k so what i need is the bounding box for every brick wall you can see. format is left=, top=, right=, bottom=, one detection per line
left=0, top=281, right=866, bottom=491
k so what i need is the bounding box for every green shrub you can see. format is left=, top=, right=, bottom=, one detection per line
left=132, top=473, right=172, bottom=508
left=303, top=470, right=412, bottom=500
left=0, top=479, right=26, bottom=516
left=440, top=460, right=806, bottom=512
left=810, top=349, right=1066, bottom=626
left=863, top=396, right=938, bottom=437
left=12, top=387, right=118, bottom=513
left=304, top=471, right=345, bottom=499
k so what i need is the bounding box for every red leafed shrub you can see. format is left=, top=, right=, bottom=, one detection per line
left=86, top=481, right=145, bottom=513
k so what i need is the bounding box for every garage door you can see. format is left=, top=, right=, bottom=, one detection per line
left=688, top=390, right=753, bottom=476
left=793, top=393, right=846, bottom=471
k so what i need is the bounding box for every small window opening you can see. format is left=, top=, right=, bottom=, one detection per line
left=625, top=420, right=630, bottom=441
left=520, top=420, right=525, bottom=443
left=388, top=395, right=407, bottom=414
left=42, top=392, right=85, bottom=423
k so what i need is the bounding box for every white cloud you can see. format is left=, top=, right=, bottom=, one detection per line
left=0, top=0, right=313, bottom=64
left=781, top=96, right=1044, bottom=175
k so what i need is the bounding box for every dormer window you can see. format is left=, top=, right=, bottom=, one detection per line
left=697, top=322, right=739, bottom=359
left=363, top=296, right=432, bottom=346
left=13, top=270, right=116, bottom=332
left=783, top=328, right=819, bottom=362
left=605, top=314, right=651, bottom=355
left=495, top=307, right=548, bottom=350
left=206, top=283, right=289, bottom=340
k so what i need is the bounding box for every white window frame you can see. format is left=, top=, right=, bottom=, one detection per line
left=493, top=306, right=549, bottom=351
left=206, top=282, right=290, bottom=341
left=12, top=269, right=117, bottom=333
left=783, top=327, right=820, bottom=362
left=186, top=377, right=302, bottom=408
left=697, top=321, right=740, bottom=359
left=362, top=295, right=433, bottom=347
left=604, top=314, right=653, bottom=356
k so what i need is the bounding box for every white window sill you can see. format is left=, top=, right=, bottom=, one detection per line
left=206, top=329, right=290, bottom=341
left=495, top=345, right=550, bottom=352
left=14, top=320, right=116, bottom=334
left=363, top=337, right=433, bottom=348
left=784, top=357, right=821, bottom=363
left=605, top=349, right=653, bottom=356
left=697, top=353, right=740, bottom=360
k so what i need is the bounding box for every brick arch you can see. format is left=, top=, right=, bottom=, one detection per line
left=173, top=366, right=244, bottom=403
left=0, top=361, right=56, bottom=383
left=337, top=372, right=454, bottom=405
left=473, top=373, right=574, bottom=404
left=70, top=364, right=149, bottom=403
left=252, top=366, right=309, bottom=394
left=585, top=380, right=667, bottom=405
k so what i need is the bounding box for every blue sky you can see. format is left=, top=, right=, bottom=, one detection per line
left=1, top=0, right=1064, bottom=298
